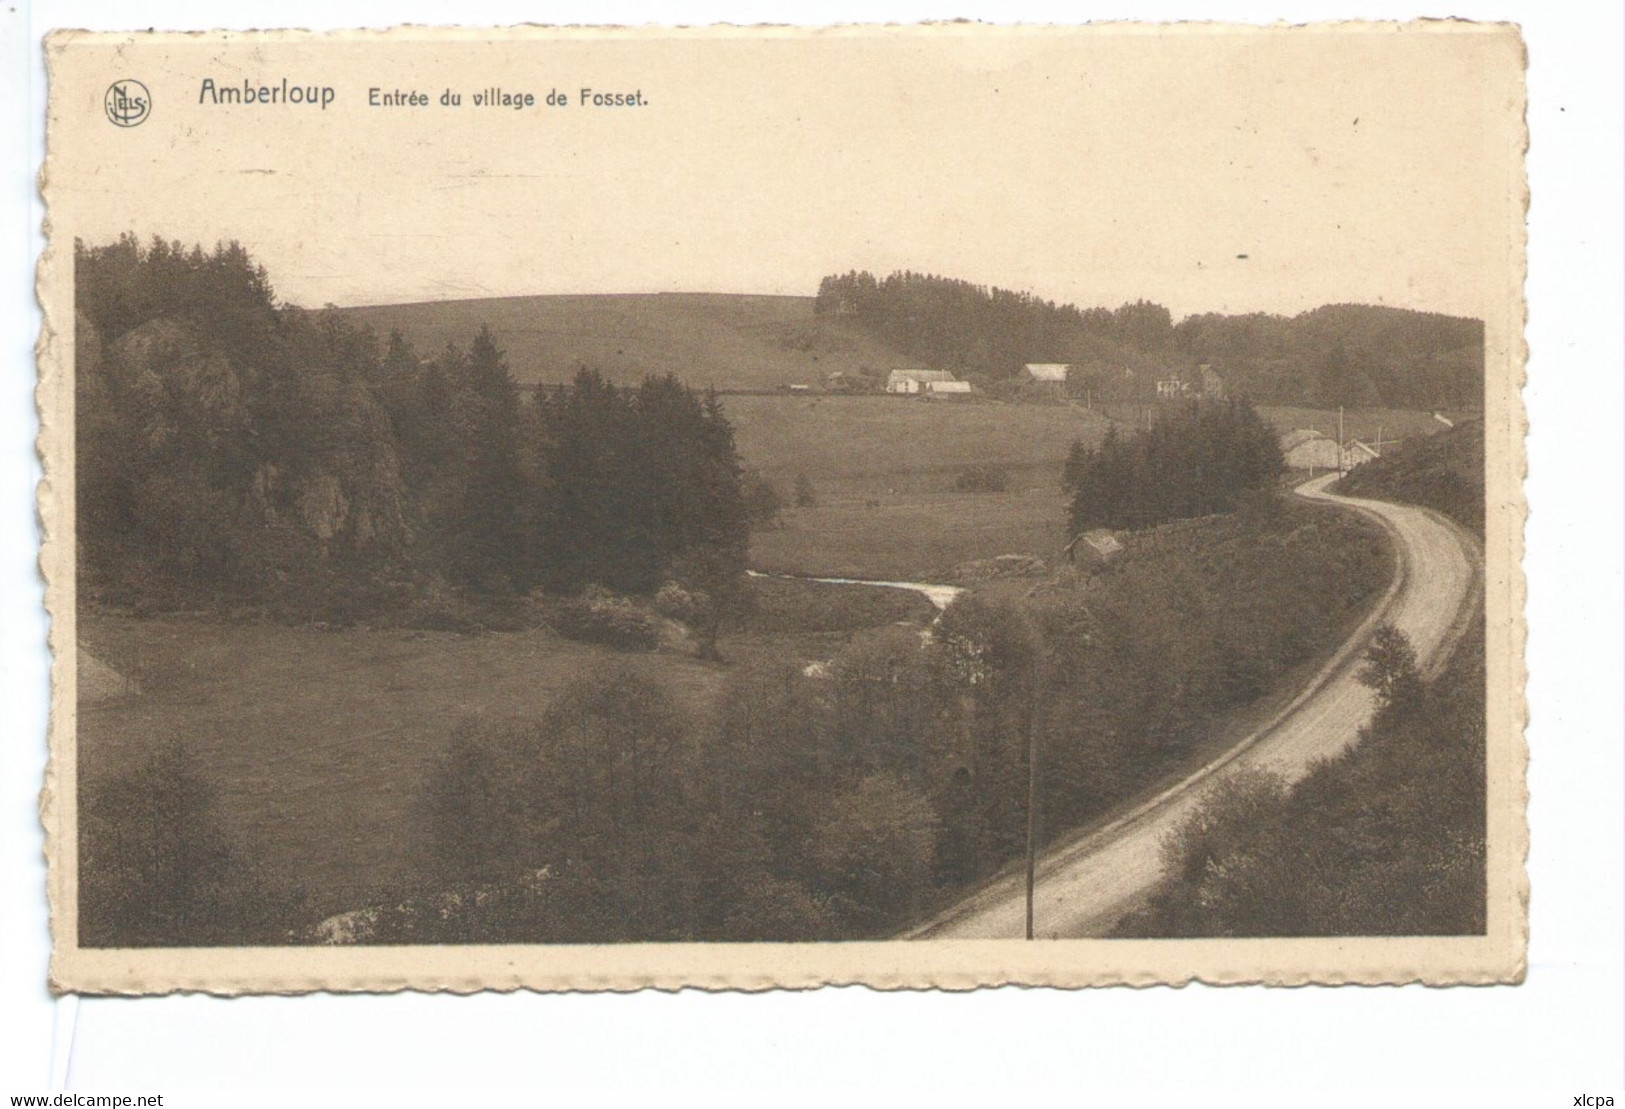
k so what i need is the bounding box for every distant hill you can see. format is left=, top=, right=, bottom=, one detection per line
left=817, top=270, right=1484, bottom=409
left=1177, top=302, right=1485, bottom=410
left=340, top=293, right=914, bottom=390
left=342, top=282, right=1486, bottom=409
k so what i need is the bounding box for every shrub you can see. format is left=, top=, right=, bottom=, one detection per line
left=79, top=744, right=281, bottom=946
left=954, top=464, right=1008, bottom=493
left=550, top=586, right=660, bottom=651
left=742, top=469, right=783, bottom=528
left=653, top=580, right=699, bottom=623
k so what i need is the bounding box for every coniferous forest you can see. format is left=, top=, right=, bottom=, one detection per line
left=1062, top=399, right=1286, bottom=533
left=74, top=234, right=749, bottom=624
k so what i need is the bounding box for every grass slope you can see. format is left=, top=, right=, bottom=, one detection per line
left=730, top=394, right=1113, bottom=579
left=341, top=293, right=912, bottom=390
left=77, top=578, right=938, bottom=923
left=728, top=394, right=1110, bottom=493
left=1335, top=418, right=1485, bottom=536
left=77, top=619, right=733, bottom=917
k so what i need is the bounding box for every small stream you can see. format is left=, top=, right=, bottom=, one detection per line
left=745, top=569, right=964, bottom=611
left=746, top=569, right=965, bottom=678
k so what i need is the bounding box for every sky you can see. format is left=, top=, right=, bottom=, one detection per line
left=48, top=23, right=1522, bottom=321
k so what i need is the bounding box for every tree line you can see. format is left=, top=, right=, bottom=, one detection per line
left=1062, top=398, right=1285, bottom=533
left=814, top=269, right=1173, bottom=388
left=1121, top=616, right=1486, bottom=937
left=815, top=269, right=1484, bottom=408
left=1119, top=408, right=1490, bottom=937
left=75, top=234, right=750, bottom=622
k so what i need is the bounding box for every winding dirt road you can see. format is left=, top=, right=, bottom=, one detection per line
left=909, top=474, right=1483, bottom=940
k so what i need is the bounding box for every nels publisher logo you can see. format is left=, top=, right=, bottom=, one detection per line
left=104, top=79, right=150, bottom=127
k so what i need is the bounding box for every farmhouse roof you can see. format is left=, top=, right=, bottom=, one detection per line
left=887, top=368, right=957, bottom=385
left=1023, top=363, right=1071, bottom=382
left=1280, top=429, right=1325, bottom=451
left=1081, top=528, right=1122, bottom=558
left=1347, top=440, right=1382, bottom=461
left=926, top=379, right=974, bottom=393
left=1066, top=526, right=1123, bottom=564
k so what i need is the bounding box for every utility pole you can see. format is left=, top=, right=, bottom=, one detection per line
left=1337, top=405, right=1346, bottom=476
left=1025, top=646, right=1043, bottom=940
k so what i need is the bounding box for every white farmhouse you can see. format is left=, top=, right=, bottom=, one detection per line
left=886, top=369, right=960, bottom=394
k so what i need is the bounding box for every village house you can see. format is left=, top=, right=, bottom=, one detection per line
left=1155, top=369, right=1194, bottom=399
left=1156, top=364, right=1225, bottom=401
left=1280, top=429, right=1383, bottom=473
left=1281, top=429, right=1341, bottom=470
left=1019, top=363, right=1071, bottom=399
left=886, top=368, right=960, bottom=395
left=1345, top=439, right=1382, bottom=467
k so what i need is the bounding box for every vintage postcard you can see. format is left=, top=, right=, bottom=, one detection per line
left=40, top=22, right=1527, bottom=993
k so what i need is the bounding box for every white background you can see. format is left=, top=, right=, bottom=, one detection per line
left=2, top=1, right=1619, bottom=1103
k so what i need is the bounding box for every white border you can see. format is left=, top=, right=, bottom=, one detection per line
left=4, top=0, right=1620, bottom=1101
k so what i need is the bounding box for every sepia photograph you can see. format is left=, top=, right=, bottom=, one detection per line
left=40, top=20, right=1526, bottom=992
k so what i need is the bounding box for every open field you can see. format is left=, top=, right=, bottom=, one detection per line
left=750, top=490, right=1067, bottom=582
left=78, top=584, right=932, bottom=922
left=727, top=393, right=1110, bottom=495
left=342, top=292, right=909, bottom=391
left=729, top=395, right=1452, bottom=580
left=78, top=618, right=725, bottom=916
left=729, top=394, right=1105, bottom=578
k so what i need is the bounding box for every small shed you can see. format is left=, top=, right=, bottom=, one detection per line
left=1064, top=527, right=1123, bottom=568
left=925, top=379, right=974, bottom=397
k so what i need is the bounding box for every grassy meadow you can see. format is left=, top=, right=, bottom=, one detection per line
left=749, top=490, right=1066, bottom=582
left=78, top=618, right=724, bottom=917
left=343, top=293, right=907, bottom=391
left=79, top=577, right=937, bottom=923
left=727, top=394, right=1109, bottom=494
left=728, top=394, right=1110, bottom=579
left=79, top=390, right=1440, bottom=918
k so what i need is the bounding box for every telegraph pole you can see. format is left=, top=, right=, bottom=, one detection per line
left=1025, top=646, right=1043, bottom=940
left=1337, top=405, right=1346, bottom=476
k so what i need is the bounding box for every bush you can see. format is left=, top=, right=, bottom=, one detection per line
left=550, top=586, right=660, bottom=651
left=80, top=744, right=281, bottom=946
left=794, top=473, right=818, bottom=508
left=653, top=580, right=699, bottom=623
left=742, top=469, right=783, bottom=528
left=954, top=464, right=1008, bottom=493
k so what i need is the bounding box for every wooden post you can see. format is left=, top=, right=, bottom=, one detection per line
left=1025, top=648, right=1044, bottom=940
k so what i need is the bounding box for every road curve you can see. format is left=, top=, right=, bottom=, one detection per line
left=908, top=474, right=1483, bottom=940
